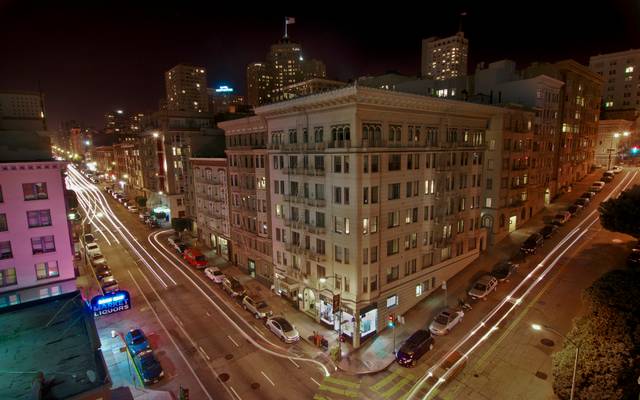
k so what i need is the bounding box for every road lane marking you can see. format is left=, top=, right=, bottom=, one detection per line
left=261, top=370, right=276, bottom=386
left=310, top=377, right=321, bottom=386
left=206, top=311, right=211, bottom=316
left=227, top=335, right=240, bottom=347
left=289, top=358, right=300, bottom=368
left=229, top=386, right=242, bottom=400
left=199, top=346, right=211, bottom=361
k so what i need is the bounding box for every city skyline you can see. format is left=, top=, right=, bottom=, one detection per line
left=1, top=1, right=639, bottom=128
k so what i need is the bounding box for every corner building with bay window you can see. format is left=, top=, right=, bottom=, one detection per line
left=222, top=86, right=514, bottom=348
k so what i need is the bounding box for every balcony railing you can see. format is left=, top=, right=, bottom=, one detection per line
left=307, top=250, right=327, bottom=262
left=304, top=198, right=326, bottom=207
left=305, top=224, right=326, bottom=235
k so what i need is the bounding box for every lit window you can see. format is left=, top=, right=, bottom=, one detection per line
left=416, top=283, right=424, bottom=297
left=626, top=66, right=634, bottom=74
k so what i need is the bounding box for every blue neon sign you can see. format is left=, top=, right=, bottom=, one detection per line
left=215, top=85, right=234, bottom=93
left=91, top=290, right=131, bottom=317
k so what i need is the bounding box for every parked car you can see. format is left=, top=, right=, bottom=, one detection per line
left=552, top=211, right=572, bottom=225
left=491, top=261, right=519, bottom=282
left=521, top=233, right=544, bottom=255
left=468, top=275, right=499, bottom=300
left=589, top=181, right=605, bottom=192
left=567, top=204, right=583, bottom=216
left=183, top=248, right=207, bottom=269
left=539, top=224, right=558, bottom=239
left=132, top=349, right=164, bottom=384
left=581, top=191, right=595, bottom=200
left=600, top=174, right=613, bottom=183
left=265, top=317, right=300, bottom=343
left=146, top=218, right=159, bottom=228
left=612, top=165, right=623, bottom=174
left=395, top=329, right=434, bottom=367
left=85, top=242, right=101, bottom=257
left=242, top=295, right=273, bottom=319
left=204, top=266, right=225, bottom=283
left=94, top=265, right=112, bottom=281
left=222, top=277, right=246, bottom=298
left=168, top=236, right=184, bottom=252
left=125, top=329, right=150, bottom=355
left=429, top=308, right=464, bottom=335
left=83, top=233, right=96, bottom=244
left=574, top=198, right=589, bottom=208
left=90, top=253, right=107, bottom=267
left=175, top=243, right=188, bottom=255
left=139, top=212, right=150, bottom=221
left=101, top=276, right=119, bottom=294
left=127, top=205, right=138, bottom=213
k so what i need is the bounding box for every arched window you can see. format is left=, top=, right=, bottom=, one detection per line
left=388, top=126, right=395, bottom=141
left=362, top=125, right=369, bottom=141
left=344, top=127, right=350, bottom=141
left=332, top=128, right=337, bottom=141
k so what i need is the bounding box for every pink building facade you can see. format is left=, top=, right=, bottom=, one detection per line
left=0, top=161, right=76, bottom=306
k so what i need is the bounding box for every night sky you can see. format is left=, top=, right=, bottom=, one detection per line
left=1, top=1, right=639, bottom=130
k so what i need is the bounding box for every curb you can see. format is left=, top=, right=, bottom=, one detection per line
left=336, top=357, right=396, bottom=376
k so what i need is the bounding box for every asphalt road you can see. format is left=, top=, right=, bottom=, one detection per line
left=67, top=166, right=331, bottom=400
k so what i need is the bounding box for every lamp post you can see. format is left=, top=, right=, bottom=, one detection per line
left=607, top=132, right=621, bottom=171
left=532, top=323, right=581, bottom=400
left=319, top=275, right=343, bottom=359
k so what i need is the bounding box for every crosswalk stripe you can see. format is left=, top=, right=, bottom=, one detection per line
left=318, top=384, right=361, bottom=398
left=313, top=395, right=331, bottom=400
left=324, top=376, right=360, bottom=389
left=381, top=377, right=413, bottom=399
left=371, top=369, right=403, bottom=392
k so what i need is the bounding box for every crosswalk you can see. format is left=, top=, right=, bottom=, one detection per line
left=313, top=367, right=434, bottom=400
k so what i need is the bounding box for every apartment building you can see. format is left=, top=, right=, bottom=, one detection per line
left=191, top=158, right=231, bottom=260
left=595, top=119, right=634, bottom=168
left=590, top=49, right=640, bottom=114
left=0, top=160, right=76, bottom=306
left=219, top=117, right=273, bottom=284
left=249, top=86, right=508, bottom=348
left=421, top=32, right=469, bottom=80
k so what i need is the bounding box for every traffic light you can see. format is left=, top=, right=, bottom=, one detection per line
left=388, top=314, right=395, bottom=328
left=179, top=386, right=190, bottom=400
left=631, top=146, right=639, bottom=156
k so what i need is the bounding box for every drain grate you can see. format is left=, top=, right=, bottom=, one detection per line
left=535, top=371, right=548, bottom=380
left=225, top=354, right=234, bottom=360
left=219, top=373, right=230, bottom=382
left=251, top=382, right=260, bottom=390
left=540, top=338, right=555, bottom=347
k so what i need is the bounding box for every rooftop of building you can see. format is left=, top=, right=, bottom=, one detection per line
left=0, top=291, right=110, bottom=400
left=0, top=130, right=53, bottom=162
left=589, top=48, right=640, bottom=61
left=0, top=90, right=42, bottom=96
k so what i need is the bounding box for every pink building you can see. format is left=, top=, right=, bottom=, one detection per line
left=0, top=161, right=76, bottom=306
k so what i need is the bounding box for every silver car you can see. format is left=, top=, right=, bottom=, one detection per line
left=265, top=317, right=299, bottom=343
left=429, top=309, right=464, bottom=335
left=468, top=275, right=498, bottom=300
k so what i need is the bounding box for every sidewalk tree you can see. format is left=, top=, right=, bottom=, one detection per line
left=598, top=185, right=640, bottom=238
left=551, top=269, right=640, bottom=399
left=135, top=196, right=147, bottom=208
left=171, top=217, right=192, bottom=234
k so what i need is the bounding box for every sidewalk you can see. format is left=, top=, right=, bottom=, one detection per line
left=189, top=169, right=604, bottom=375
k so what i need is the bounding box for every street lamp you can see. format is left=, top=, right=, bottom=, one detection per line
left=607, top=132, right=621, bottom=171
left=532, top=323, right=581, bottom=400
left=319, top=275, right=343, bottom=360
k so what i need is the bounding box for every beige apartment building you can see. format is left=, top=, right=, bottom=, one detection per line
left=219, top=117, right=273, bottom=284
left=191, top=158, right=231, bottom=260
left=421, top=32, right=468, bottom=80
left=246, top=86, right=516, bottom=348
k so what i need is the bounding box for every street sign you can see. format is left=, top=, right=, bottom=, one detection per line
left=332, top=293, right=340, bottom=311
left=90, top=290, right=131, bottom=317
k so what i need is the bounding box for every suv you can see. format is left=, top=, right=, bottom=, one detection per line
left=521, top=233, right=544, bottom=254
left=396, top=330, right=434, bottom=367
left=468, top=275, right=499, bottom=300
left=101, top=276, right=119, bottom=294
left=222, top=277, right=246, bottom=298
left=85, top=242, right=101, bottom=257
left=133, top=349, right=164, bottom=384
left=539, top=224, right=558, bottom=239
left=552, top=211, right=571, bottom=226
left=242, top=295, right=273, bottom=319
left=567, top=204, right=583, bottom=216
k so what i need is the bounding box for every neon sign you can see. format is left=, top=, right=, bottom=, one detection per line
left=91, top=290, right=131, bottom=317
left=215, top=85, right=233, bottom=93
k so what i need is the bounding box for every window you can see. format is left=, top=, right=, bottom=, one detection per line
left=23, top=182, right=48, bottom=200
left=387, top=266, right=399, bottom=283
left=363, top=155, right=369, bottom=173
left=363, top=218, right=369, bottom=234
left=387, top=239, right=399, bottom=255
left=316, top=239, right=326, bottom=255
left=416, top=283, right=424, bottom=297
left=371, top=186, right=379, bottom=204
left=0, top=185, right=3, bottom=202
left=363, top=187, right=369, bottom=204
left=371, top=155, right=379, bottom=173
left=388, top=211, right=400, bottom=228
left=363, top=276, right=369, bottom=293
left=0, top=267, right=17, bottom=287
left=371, top=245, right=378, bottom=263
left=27, top=210, right=52, bottom=228
left=386, top=294, right=398, bottom=308
left=334, top=187, right=342, bottom=204
left=36, top=261, right=59, bottom=280
left=388, top=154, right=401, bottom=171
left=370, top=275, right=378, bottom=291
left=31, top=236, right=55, bottom=254
left=317, top=265, right=326, bottom=279
left=0, top=214, right=6, bottom=231
left=334, top=245, right=343, bottom=263
left=0, top=241, right=12, bottom=259
left=388, top=183, right=401, bottom=200
left=371, top=217, right=378, bottom=233
left=333, top=156, right=342, bottom=173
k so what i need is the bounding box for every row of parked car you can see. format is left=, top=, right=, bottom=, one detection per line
left=124, top=329, right=164, bottom=384
left=105, top=187, right=139, bottom=213
left=83, top=233, right=120, bottom=294
left=167, top=234, right=301, bottom=343
left=520, top=168, right=622, bottom=256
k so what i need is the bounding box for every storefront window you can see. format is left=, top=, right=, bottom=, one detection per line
left=219, top=237, right=229, bottom=257
left=360, top=308, right=378, bottom=338
left=320, top=298, right=334, bottom=324
left=340, top=310, right=355, bottom=337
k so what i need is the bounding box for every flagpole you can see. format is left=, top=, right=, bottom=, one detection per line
left=284, top=17, right=288, bottom=38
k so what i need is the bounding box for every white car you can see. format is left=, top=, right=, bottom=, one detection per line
left=85, top=242, right=101, bottom=257
left=242, top=295, right=273, bottom=319
left=589, top=181, right=605, bottom=192
left=265, top=317, right=300, bottom=343
left=429, top=309, right=464, bottom=335
left=204, top=267, right=225, bottom=283
left=468, top=275, right=498, bottom=300
left=612, top=166, right=623, bottom=174
left=90, top=253, right=107, bottom=267
left=127, top=205, right=138, bottom=213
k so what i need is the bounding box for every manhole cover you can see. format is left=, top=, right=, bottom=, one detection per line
left=473, top=374, right=479, bottom=378
left=535, top=371, right=548, bottom=380
left=251, top=382, right=260, bottom=390
left=540, top=338, right=555, bottom=347
left=225, top=354, right=234, bottom=360
left=219, top=373, right=230, bottom=382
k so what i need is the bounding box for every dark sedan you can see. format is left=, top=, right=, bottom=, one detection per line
left=539, top=224, right=558, bottom=239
